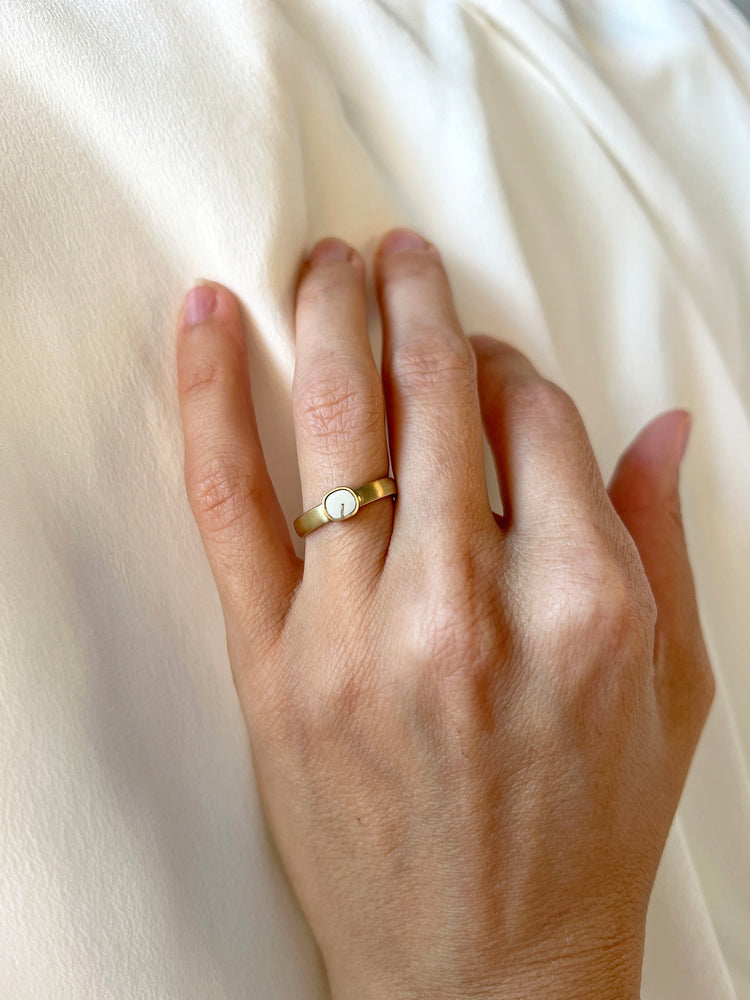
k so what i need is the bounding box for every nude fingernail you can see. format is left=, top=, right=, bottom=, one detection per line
left=309, top=239, right=353, bottom=266
left=379, top=229, right=440, bottom=257
left=185, top=282, right=217, bottom=326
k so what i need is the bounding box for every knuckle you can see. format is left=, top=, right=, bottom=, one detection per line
left=399, top=556, right=492, bottom=679
left=523, top=553, right=658, bottom=720
left=391, top=329, right=475, bottom=393
left=593, top=582, right=653, bottom=656
left=405, top=599, right=511, bottom=739
left=406, top=616, right=480, bottom=691
left=186, top=453, right=258, bottom=536
left=532, top=551, right=653, bottom=660
left=581, top=571, right=648, bottom=651
left=292, top=364, right=383, bottom=445
left=504, top=376, right=576, bottom=423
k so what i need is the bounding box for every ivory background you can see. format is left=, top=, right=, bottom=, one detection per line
left=1, top=1, right=749, bottom=997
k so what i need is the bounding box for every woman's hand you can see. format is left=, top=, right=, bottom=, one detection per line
left=175, top=229, right=715, bottom=1000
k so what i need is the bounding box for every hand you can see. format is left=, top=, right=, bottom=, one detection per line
left=175, top=229, right=715, bottom=1000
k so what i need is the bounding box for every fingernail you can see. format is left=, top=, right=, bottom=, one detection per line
left=185, top=281, right=217, bottom=326
left=309, top=239, right=352, bottom=267
left=379, top=229, right=440, bottom=257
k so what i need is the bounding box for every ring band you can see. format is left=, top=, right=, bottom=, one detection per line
left=293, top=477, right=397, bottom=537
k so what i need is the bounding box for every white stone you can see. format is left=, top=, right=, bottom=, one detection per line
left=324, top=488, right=358, bottom=520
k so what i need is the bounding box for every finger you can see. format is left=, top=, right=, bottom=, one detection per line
left=176, top=280, right=301, bottom=655
left=292, top=238, right=393, bottom=582
left=469, top=335, right=615, bottom=543
left=374, top=229, right=495, bottom=541
left=607, top=410, right=715, bottom=751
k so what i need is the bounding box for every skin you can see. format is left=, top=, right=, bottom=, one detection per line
left=174, top=228, right=715, bottom=1000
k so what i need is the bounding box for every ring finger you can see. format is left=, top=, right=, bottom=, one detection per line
left=292, top=237, right=393, bottom=587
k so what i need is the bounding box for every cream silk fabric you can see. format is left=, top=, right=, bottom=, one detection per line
left=1, top=1, right=749, bottom=997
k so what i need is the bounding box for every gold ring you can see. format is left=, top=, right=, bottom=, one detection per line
left=293, top=477, right=397, bottom=538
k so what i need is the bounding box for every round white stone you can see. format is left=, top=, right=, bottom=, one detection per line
left=324, top=488, right=358, bottom=520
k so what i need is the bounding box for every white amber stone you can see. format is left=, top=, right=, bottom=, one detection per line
left=324, top=488, right=358, bottom=520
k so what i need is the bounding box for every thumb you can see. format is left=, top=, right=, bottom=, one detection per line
left=607, top=409, right=714, bottom=739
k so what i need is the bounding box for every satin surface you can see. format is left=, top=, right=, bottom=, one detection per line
left=1, top=1, right=749, bottom=996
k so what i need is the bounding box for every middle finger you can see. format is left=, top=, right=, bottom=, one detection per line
left=375, top=229, right=496, bottom=543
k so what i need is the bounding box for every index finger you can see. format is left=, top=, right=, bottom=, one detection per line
left=176, top=280, right=301, bottom=657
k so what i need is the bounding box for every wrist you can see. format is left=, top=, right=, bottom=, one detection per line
left=486, top=949, right=642, bottom=1000
left=329, top=929, right=644, bottom=1000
